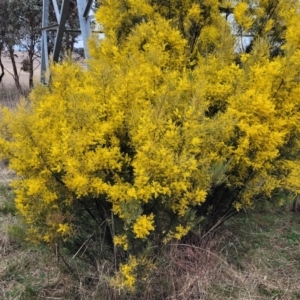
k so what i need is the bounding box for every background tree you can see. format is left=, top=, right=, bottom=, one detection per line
left=0, top=0, right=300, bottom=292
left=8, top=0, right=43, bottom=89
left=0, top=0, right=23, bottom=91
left=0, top=0, right=42, bottom=90
left=0, top=36, right=5, bottom=84
left=0, top=0, right=79, bottom=90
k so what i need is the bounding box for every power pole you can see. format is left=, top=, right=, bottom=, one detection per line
left=41, top=0, right=95, bottom=84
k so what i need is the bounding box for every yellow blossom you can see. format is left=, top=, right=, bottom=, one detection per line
left=114, top=234, right=129, bottom=250
left=57, top=223, right=71, bottom=236
left=133, top=214, right=155, bottom=238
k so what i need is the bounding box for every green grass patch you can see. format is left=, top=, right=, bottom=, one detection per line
left=0, top=184, right=16, bottom=215
left=209, top=207, right=300, bottom=299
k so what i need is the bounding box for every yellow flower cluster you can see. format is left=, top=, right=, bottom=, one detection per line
left=114, top=234, right=129, bottom=250
left=111, top=256, right=138, bottom=291
left=164, top=224, right=191, bottom=243
left=234, top=2, right=253, bottom=30
left=133, top=214, right=155, bottom=239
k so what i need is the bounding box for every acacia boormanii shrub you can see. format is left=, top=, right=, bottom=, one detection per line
left=0, top=0, right=300, bottom=291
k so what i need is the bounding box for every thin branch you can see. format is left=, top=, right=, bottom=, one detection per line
left=273, top=78, right=284, bottom=98
left=3, top=65, right=14, bottom=77
left=71, top=232, right=95, bottom=260
left=57, top=246, right=81, bottom=282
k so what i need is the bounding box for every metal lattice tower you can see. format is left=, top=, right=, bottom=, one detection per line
left=41, top=0, right=95, bottom=83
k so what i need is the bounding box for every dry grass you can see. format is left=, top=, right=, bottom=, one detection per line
left=0, top=52, right=41, bottom=88
left=0, top=84, right=28, bottom=108
left=208, top=209, right=300, bottom=299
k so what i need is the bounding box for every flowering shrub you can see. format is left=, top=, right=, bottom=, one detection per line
left=0, top=0, right=300, bottom=291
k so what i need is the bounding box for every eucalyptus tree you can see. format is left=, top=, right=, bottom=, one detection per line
left=9, top=0, right=43, bottom=88
left=0, top=0, right=23, bottom=91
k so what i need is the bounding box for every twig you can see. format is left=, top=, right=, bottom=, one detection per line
left=71, top=232, right=95, bottom=260
left=57, top=246, right=81, bottom=282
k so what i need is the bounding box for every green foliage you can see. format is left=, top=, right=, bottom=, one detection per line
left=1, top=0, right=300, bottom=291
left=0, top=184, right=16, bottom=215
